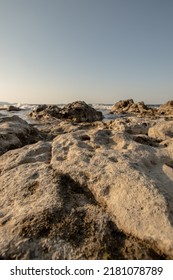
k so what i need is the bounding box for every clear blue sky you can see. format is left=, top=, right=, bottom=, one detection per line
left=0, top=0, right=173, bottom=104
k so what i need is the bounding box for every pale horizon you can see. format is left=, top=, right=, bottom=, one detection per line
left=0, top=0, right=173, bottom=105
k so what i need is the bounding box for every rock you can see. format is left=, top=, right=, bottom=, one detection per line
left=110, top=99, right=134, bottom=114
left=158, top=101, right=173, bottom=115
left=0, top=105, right=21, bottom=111
left=0, top=116, right=40, bottom=155
left=35, top=104, right=48, bottom=112
left=111, top=99, right=155, bottom=116
left=51, top=127, right=173, bottom=258
left=29, top=105, right=61, bottom=120
left=0, top=115, right=173, bottom=259
left=59, top=101, right=103, bottom=122
left=108, top=117, right=156, bottom=135
left=7, top=105, right=22, bottom=111
left=29, top=101, right=103, bottom=122
left=148, top=121, right=173, bottom=141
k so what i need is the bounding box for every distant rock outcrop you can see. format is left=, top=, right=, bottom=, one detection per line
left=158, top=101, right=173, bottom=115
left=110, top=99, right=155, bottom=116
left=0, top=105, right=21, bottom=111
left=59, top=101, right=103, bottom=122
left=7, top=105, right=22, bottom=111
left=29, top=101, right=103, bottom=122
left=29, top=105, right=61, bottom=119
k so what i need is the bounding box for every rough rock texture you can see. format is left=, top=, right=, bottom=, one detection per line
left=0, top=115, right=173, bottom=260
left=0, top=116, right=41, bottom=155
left=29, top=105, right=61, bottom=120
left=110, top=99, right=155, bottom=116
left=59, top=101, right=103, bottom=122
left=29, top=101, right=103, bottom=122
left=148, top=120, right=173, bottom=141
left=50, top=127, right=173, bottom=258
left=158, top=101, right=173, bottom=115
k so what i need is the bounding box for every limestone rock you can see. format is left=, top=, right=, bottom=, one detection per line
left=111, top=99, right=155, bottom=116
left=51, top=127, right=173, bottom=258
left=59, top=101, right=103, bottom=122
left=108, top=117, right=156, bottom=135
left=158, top=101, right=173, bottom=115
left=29, top=101, right=103, bottom=122
left=148, top=121, right=173, bottom=141
left=29, top=105, right=61, bottom=120
left=0, top=141, right=152, bottom=260
left=0, top=116, right=173, bottom=259
left=0, top=116, right=40, bottom=155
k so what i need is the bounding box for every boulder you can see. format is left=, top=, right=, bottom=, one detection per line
left=7, top=105, right=22, bottom=111
left=110, top=99, right=134, bottom=114
left=0, top=141, right=155, bottom=260
left=158, top=101, right=173, bottom=115
left=51, top=127, right=173, bottom=259
left=148, top=120, right=173, bottom=141
left=29, top=105, right=61, bottom=119
left=59, top=101, right=103, bottom=122
left=0, top=105, right=21, bottom=111
left=0, top=116, right=40, bottom=155
left=29, top=101, right=103, bottom=122
left=108, top=117, right=156, bottom=135
left=111, top=99, right=155, bottom=116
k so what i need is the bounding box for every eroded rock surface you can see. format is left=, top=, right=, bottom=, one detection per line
left=0, top=116, right=41, bottom=155
left=148, top=120, right=173, bottom=141
left=158, top=101, right=173, bottom=115
left=0, top=115, right=173, bottom=260
left=158, top=100, right=173, bottom=115
left=29, top=105, right=61, bottom=120
left=29, top=101, right=103, bottom=123
left=110, top=99, right=156, bottom=116
left=59, top=101, right=103, bottom=122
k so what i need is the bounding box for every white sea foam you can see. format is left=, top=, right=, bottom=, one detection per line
left=92, top=103, right=113, bottom=110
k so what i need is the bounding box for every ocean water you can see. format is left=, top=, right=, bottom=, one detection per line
left=0, top=101, right=159, bottom=122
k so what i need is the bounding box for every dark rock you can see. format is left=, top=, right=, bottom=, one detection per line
left=7, top=105, right=22, bottom=111
left=0, top=105, right=21, bottom=111
left=29, top=101, right=103, bottom=122
left=35, top=104, right=48, bottom=113
left=59, top=101, right=103, bottom=122
left=29, top=105, right=61, bottom=119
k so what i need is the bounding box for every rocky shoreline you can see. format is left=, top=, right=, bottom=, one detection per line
left=0, top=100, right=173, bottom=259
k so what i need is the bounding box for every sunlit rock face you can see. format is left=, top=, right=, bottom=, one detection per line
left=110, top=99, right=156, bottom=116
left=0, top=111, right=173, bottom=260
left=158, top=101, right=173, bottom=115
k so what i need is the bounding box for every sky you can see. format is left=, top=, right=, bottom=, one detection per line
left=0, top=0, right=173, bottom=104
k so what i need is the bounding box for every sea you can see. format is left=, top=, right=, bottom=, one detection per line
left=0, top=101, right=159, bottom=123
